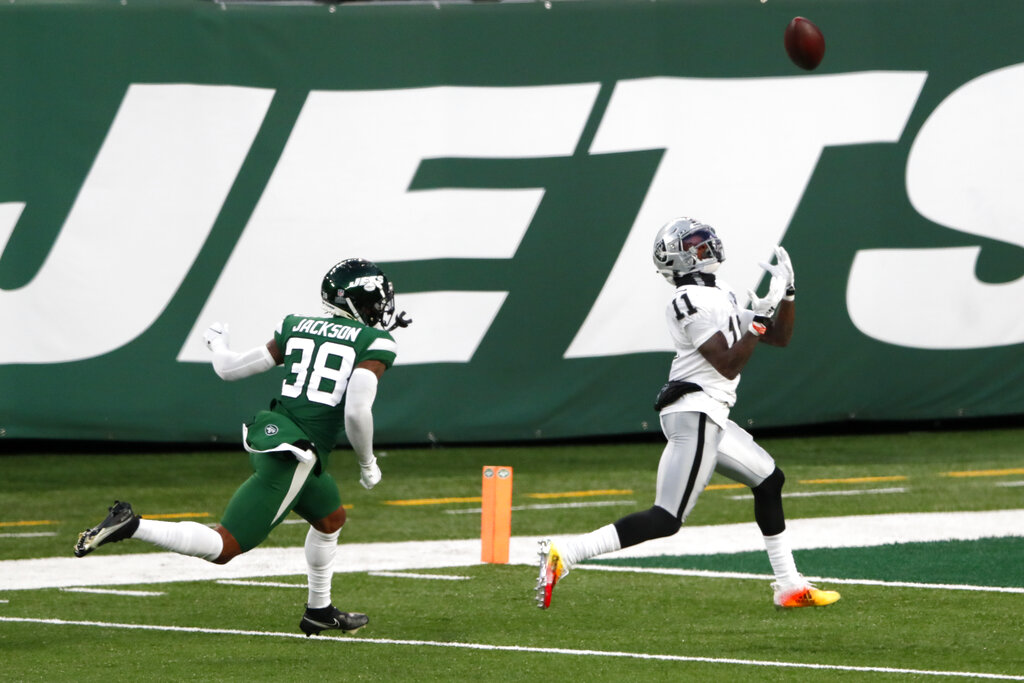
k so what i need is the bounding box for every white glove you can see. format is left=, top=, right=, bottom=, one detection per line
left=766, top=245, right=795, bottom=300
left=360, top=457, right=382, bottom=490
left=747, top=287, right=783, bottom=319
left=203, top=322, right=229, bottom=350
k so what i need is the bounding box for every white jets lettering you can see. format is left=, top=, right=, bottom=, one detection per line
left=565, top=72, right=928, bottom=358
left=0, top=84, right=274, bottom=364
left=347, top=276, right=384, bottom=290
left=4, top=69, right=1022, bottom=367
left=848, top=63, right=1024, bottom=349
left=179, top=83, right=600, bottom=366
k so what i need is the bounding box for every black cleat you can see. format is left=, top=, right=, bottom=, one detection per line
left=299, top=604, right=369, bottom=637
left=74, top=501, right=141, bottom=558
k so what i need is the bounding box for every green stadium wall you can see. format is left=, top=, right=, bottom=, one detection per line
left=1, top=0, right=1022, bottom=445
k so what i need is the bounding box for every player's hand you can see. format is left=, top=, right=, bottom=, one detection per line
left=757, top=250, right=791, bottom=306
left=360, top=457, right=382, bottom=490
left=203, top=322, right=229, bottom=350
left=748, top=286, right=783, bottom=319
left=759, top=246, right=795, bottom=300
left=773, top=245, right=795, bottom=299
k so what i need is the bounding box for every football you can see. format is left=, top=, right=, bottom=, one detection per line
left=784, top=17, right=825, bottom=71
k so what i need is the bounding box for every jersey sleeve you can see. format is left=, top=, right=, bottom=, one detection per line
left=273, top=315, right=293, bottom=351
left=668, top=288, right=721, bottom=349
left=681, top=312, right=721, bottom=349
left=358, top=329, right=398, bottom=368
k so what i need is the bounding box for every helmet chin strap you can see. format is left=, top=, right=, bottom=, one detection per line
left=341, top=296, right=366, bottom=325
left=323, top=302, right=358, bottom=322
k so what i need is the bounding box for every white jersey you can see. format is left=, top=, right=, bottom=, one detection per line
left=660, top=277, right=754, bottom=427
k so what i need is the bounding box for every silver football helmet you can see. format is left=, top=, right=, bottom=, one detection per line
left=652, top=217, right=725, bottom=283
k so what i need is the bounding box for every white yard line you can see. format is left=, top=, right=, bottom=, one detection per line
left=729, top=487, right=906, bottom=500
left=368, top=571, right=471, bottom=581
left=1, top=509, right=1021, bottom=592
left=0, top=616, right=1020, bottom=681
left=217, top=579, right=307, bottom=589
left=59, top=587, right=164, bottom=597
left=576, top=566, right=1024, bottom=594
left=0, top=532, right=57, bottom=538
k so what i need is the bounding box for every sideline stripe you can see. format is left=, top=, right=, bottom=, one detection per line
left=577, top=565, right=1024, bottom=594
left=0, top=616, right=1019, bottom=681
left=996, top=481, right=1024, bottom=488
left=800, top=476, right=907, bottom=484
left=526, top=489, right=632, bottom=499
left=60, top=587, right=164, bottom=597
left=0, top=520, right=57, bottom=528
left=445, top=500, right=637, bottom=515
left=5, top=511, right=1021, bottom=592
left=0, top=532, right=57, bottom=538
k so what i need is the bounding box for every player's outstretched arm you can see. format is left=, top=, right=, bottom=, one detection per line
left=699, top=330, right=761, bottom=380
left=755, top=245, right=796, bottom=347
left=345, top=360, right=387, bottom=490
left=203, top=322, right=278, bottom=381
left=758, top=299, right=794, bottom=347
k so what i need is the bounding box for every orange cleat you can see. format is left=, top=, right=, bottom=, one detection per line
left=535, top=539, right=568, bottom=609
left=773, top=580, right=841, bottom=608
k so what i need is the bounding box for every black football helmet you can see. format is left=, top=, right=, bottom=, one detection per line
left=652, top=217, right=725, bottom=283
left=320, top=258, right=395, bottom=329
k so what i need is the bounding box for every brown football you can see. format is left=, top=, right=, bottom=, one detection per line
left=784, top=17, right=825, bottom=71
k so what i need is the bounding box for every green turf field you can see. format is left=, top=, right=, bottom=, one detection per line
left=1, top=427, right=1022, bottom=681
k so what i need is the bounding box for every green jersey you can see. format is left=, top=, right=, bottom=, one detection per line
left=268, top=313, right=397, bottom=460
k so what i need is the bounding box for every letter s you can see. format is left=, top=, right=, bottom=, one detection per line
left=848, top=63, right=1024, bottom=349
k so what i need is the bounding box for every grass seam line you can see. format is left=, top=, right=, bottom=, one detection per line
left=577, top=565, right=1024, bottom=593
left=445, top=500, right=637, bottom=514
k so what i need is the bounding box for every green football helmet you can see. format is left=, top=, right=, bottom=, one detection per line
left=320, top=258, right=395, bottom=329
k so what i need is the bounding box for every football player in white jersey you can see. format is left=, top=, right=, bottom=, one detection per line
left=536, top=218, right=841, bottom=610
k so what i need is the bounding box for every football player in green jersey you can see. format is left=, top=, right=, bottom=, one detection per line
left=75, top=258, right=410, bottom=637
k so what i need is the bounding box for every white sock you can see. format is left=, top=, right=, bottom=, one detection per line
left=305, top=526, right=339, bottom=609
left=560, top=524, right=621, bottom=570
left=763, top=530, right=802, bottom=586
left=132, top=519, right=223, bottom=562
